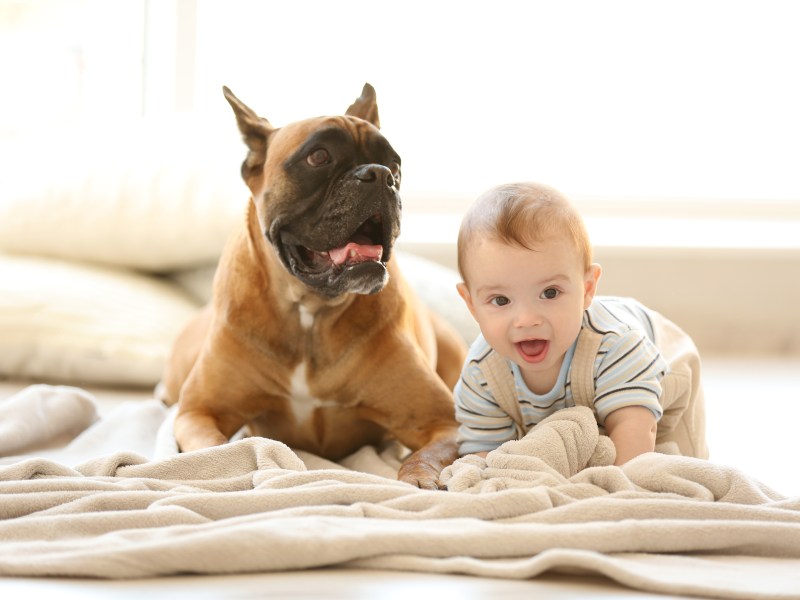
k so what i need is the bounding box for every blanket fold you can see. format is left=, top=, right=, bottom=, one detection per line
left=441, top=406, right=617, bottom=493
left=1, top=384, right=799, bottom=600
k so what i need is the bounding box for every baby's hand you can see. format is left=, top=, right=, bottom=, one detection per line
left=439, top=453, right=487, bottom=492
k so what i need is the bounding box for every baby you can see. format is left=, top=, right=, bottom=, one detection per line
left=454, top=182, right=708, bottom=465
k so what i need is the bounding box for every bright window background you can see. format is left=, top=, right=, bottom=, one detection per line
left=0, top=0, right=798, bottom=353
left=192, top=0, right=800, bottom=205
left=2, top=0, right=799, bottom=206
left=0, top=0, right=145, bottom=132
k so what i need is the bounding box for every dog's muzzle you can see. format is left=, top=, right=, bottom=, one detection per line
left=273, top=164, right=402, bottom=297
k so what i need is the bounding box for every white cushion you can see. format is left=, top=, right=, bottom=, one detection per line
left=0, top=251, right=476, bottom=388
left=0, top=254, right=199, bottom=387
left=0, top=119, right=247, bottom=272
left=394, top=252, right=479, bottom=344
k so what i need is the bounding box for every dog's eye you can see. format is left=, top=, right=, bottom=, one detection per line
left=307, top=148, right=330, bottom=167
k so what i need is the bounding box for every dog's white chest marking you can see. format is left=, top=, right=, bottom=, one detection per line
left=289, top=361, right=336, bottom=424
left=298, top=305, right=314, bottom=330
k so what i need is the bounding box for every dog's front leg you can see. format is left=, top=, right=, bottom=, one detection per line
left=173, top=408, right=232, bottom=452
left=397, top=427, right=459, bottom=490
left=360, top=361, right=461, bottom=489
left=171, top=349, right=271, bottom=453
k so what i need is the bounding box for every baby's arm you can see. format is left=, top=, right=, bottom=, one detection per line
left=604, top=406, right=657, bottom=465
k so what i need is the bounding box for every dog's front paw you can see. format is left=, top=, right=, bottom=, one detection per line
left=397, top=461, right=441, bottom=490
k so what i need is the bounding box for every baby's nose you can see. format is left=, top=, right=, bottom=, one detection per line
left=514, top=304, right=543, bottom=328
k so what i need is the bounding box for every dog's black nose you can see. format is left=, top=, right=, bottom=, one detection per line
left=354, top=164, right=395, bottom=188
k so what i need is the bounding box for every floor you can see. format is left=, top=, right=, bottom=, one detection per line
left=701, top=356, right=800, bottom=497
left=0, top=354, right=798, bottom=599
left=0, top=569, right=695, bottom=600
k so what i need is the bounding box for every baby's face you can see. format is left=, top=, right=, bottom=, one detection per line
left=457, top=236, right=598, bottom=394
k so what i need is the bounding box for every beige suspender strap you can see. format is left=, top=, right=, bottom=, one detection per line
left=571, top=327, right=604, bottom=409
left=481, top=352, right=528, bottom=439
left=481, top=328, right=603, bottom=439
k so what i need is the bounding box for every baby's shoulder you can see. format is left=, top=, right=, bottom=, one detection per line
left=585, top=298, right=664, bottom=373
left=585, top=296, right=656, bottom=341
left=458, top=334, right=490, bottom=380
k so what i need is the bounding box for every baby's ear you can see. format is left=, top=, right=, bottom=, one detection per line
left=456, top=283, right=477, bottom=318
left=583, top=264, right=602, bottom=309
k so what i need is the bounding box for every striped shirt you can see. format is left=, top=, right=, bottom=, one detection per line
left=454, top=296, right=667, bottom=455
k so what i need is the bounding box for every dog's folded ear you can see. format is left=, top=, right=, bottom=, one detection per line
left=345, top=83, right=380, bottom=129
left=222, top=86, right=275, bottom=183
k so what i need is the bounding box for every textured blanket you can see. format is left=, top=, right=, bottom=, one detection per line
left=1, top=385, right=799, bottom=599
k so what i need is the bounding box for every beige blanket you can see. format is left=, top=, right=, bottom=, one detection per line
left=1, top=385, right=799, bottom=599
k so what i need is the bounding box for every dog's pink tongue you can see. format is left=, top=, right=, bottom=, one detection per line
left=519, top=340, right=547, bottom=357
left=328, top=242, right=383, bottom=266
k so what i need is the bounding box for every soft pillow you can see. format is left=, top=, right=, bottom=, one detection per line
left=0, top=252, right=476, bottom=389
left=0, top=254, right=200, bottom=387
left=0, top=119, right=247, bottom=272
left=394, top=252, right=479, bottom=344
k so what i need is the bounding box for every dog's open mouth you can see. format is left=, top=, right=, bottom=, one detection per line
left=282, top=214, right=388, bottom=275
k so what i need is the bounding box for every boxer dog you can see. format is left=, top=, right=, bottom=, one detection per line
left=162, top=84, right=467, bottom=489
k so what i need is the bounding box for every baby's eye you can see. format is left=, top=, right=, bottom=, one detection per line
left=540, top=288, right=559, bottom=300
left=490, top=296, right=510, bottom=307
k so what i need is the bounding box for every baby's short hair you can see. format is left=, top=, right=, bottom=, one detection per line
left=457, top=182, right=593, bottom=280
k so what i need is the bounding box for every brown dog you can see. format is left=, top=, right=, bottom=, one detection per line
left=162, top=84, right=467, bottom=489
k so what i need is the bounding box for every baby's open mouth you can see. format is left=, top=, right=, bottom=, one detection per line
left=516, top=339, right=549, bottom=363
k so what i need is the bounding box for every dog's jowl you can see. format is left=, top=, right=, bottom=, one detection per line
left=161, top=84, right=467, bottom=489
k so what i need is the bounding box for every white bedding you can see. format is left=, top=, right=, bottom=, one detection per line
left=1, top=384, right=798, bottom=599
